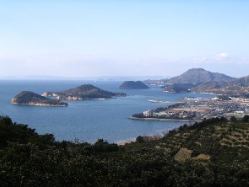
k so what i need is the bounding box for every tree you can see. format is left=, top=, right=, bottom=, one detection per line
left=242, top=115, right=249, bottom=123
left=230, top=116, right=237, bottom=122
left=136, top=136, right=145, bottom=143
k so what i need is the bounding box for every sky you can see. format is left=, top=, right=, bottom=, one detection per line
left=0, top=1, right=249, bottom=79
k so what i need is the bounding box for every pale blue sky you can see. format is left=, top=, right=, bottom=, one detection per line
left=0, top=1, right=249, bottom=78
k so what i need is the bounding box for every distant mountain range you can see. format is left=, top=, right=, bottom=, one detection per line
left=229, top=75, right=249, bottom=87
left=0, top=75, right=167, bottom=81
left=165, top=68, right=236, bottom=85
left=146, top=68, right=249, bottom=96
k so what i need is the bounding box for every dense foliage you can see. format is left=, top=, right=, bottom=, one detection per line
left=0, top=115, right=249, bottom=186
left=120, top=81, right=149, bottom=89
left=164, top=83, right=193, bottom=93
left=166, top=68, right=235, bottom=85
left=12, top=91, right=68, bottom=106
left=63, top=84, right=126, bottom=98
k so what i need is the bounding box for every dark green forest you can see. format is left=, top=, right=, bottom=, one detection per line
left=0, top=115, right=249, bottom=186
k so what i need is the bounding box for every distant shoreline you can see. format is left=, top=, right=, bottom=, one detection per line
left=128, top=116, right=191, bottom=122
left=118, top=117, right=189, bottom=145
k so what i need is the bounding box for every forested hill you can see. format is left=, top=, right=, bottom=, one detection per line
left=11, top=91, right=68, bottom=107
left=42, top=84, right=126, bottom=100
left=120, top=81, right=149, bottom=89
left=166, top=68, right=235, bottom=85
left=1, top=115, right=249, bottom=186
left=228, top=75, right=249, bottom=87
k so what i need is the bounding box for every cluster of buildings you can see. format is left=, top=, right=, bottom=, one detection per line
left=141, top=96, right=249, bottom=121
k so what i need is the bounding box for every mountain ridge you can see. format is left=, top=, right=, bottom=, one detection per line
left=228, top=75, right=249, bottom=87
left=165, top=68, right=236, bottom=85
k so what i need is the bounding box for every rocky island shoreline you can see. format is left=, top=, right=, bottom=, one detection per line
left=42, top=84, right=126, bottom=100
left=11, top=91, right=68, bottom=107
left=11, top=84, right=127, bottom=107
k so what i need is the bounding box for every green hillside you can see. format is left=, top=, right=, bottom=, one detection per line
left=0, top=116, right=249, bottom=186
left=11, top=91, right=68, bottom=106
left=120, top=81, right=149, bottom=89
left=43, top=84, right=126, bottom=100
left=165, top=68, right=235, bottom=85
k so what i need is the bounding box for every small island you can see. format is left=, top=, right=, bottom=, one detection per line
left=119, top=81, right=149, bottom=89
left=11, top=91, right=68, bottom=107
left=42, top=84, right=126, bottom=100
left=163, top=83, right=193, bottom=93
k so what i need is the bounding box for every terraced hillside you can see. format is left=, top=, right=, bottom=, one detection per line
left=1, top=116, right=249, bottom=186
left=149, top=117, right=249, bottom=165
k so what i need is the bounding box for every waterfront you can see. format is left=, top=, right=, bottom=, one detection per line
left=135, top=96, right=249, bottom=121
left=0, top=80, right=214, bottom=143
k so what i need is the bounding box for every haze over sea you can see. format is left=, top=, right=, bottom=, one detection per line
left=0, top=80, right=214, bottom=143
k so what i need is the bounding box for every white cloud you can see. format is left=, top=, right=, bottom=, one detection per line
left=215, top=53, right=229, bottom=61
left=190, top=53, right=231, bottom=64
left=218, top=53, right=229, bottom=58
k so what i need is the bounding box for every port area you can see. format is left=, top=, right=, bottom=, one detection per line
left=133, top=97, right=249, bottom=121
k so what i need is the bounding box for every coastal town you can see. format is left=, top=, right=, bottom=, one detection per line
left=132, top=96, right=249, bottom=122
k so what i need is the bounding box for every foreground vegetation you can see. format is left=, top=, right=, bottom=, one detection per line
left=0, top=116, right=249, bottom=186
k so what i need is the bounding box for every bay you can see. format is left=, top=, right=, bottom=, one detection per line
left=0, top=80, right=214, bottom=143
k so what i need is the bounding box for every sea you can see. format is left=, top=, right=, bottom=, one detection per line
left=0, top=80, right=215, bottom=143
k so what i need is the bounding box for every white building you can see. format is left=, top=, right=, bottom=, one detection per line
left=143, top=110, right=153, bottom=117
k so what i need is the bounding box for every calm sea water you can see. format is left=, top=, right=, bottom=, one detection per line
left=0, top=80, right=214, bottom=143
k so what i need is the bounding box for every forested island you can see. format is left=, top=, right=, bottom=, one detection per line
left=1, top=115, right=249, bottom=186
left=11, top=84, right=126, bottom=107
left=42, top=84, right=126, bottom=100
left=119, top=81, right=149, bottom=89
left=11, top=91, right=68, bottom=107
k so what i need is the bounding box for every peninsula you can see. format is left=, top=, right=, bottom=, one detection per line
left=42, top=84, right=126, bottom=100
left=11, top=91, right=68, bottom=107
left=120, top=81, right=149, bottom=89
